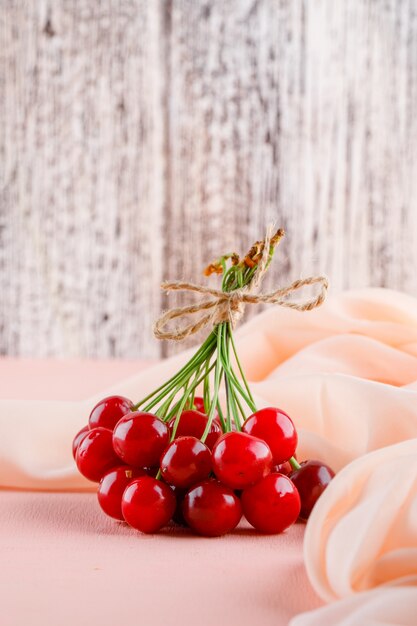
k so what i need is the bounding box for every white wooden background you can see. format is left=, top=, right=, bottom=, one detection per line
left=1, top=0, right=417, bottom=358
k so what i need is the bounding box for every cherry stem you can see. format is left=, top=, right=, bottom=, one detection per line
left=289, top=456, right=301, bottom=471
left=141, top=336, right=217, bottom=414
left=132, top=332, right=217, bottom=412
left=169, top=379, right=193, bottom=440
left=220, top=324, right=242, bottom=430
left=216, top=393, right=227, bottom=431
left=203, top=359, right=211, bottom=412
left=228, top=325, right=256, bottom=408
left=201, top=328, right=223, bottom=443
left=164, top=361, right=216, bottom=424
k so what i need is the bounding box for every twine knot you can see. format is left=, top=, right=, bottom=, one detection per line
left=153, top=228, right=328, bottom=342
left=214, top=290, right=245, bottom=326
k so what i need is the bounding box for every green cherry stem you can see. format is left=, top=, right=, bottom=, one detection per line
left=289, top=456, right=301, bottom=471
left=132, top=332, right=217, bottom=411
left=141, top=337, right=217, bottom=413
left=220, top=323, right=242, bottom=430
left=169, top=379, right=194, bottom=441
left=165, top=360, right=217, bottom=424
left=216, top=394, right=227, bottom=432
left=201, top=328, right=223, bottom=443
left=228, top=324, right=256, bottom=408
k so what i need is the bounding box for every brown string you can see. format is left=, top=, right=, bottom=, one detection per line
left=153, top=227, right=329, bottom=342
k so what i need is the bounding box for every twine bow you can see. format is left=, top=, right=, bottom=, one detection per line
left=153, top=228, right=329, bottom=342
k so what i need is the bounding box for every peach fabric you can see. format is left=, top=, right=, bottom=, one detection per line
left=0, top=358, right=156, bottom=401
left=291, top=437, right=417, bottom=625
left=1, top=287, right=417, bottom=624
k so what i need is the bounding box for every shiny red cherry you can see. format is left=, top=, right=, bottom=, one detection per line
left=88, top=395, right=134, bottom=431
left=212, top=432, right=273, bottom=489
left=241, top=473, right=301, bottom=533
left=182, top=480, right=242, bottom=536
left=160, top=436, right=212, bottom=488
left=98, top=466, right=146, bottom=520
left=243, top=407, right=298, bottom=464
left=76, top=427, right=120, bottom=482
left=289, top=460, right=335, bottom=520
left=191, top=396, right=206, bottom=413
left=169, top=410, right=221, bottom=450
left=121, top=476, right=176, bottom=533
left=113, top=411, right=169, bottom=467
left=191, top=397, right=219, bottom=422
left=273, top=454, right=297, bottom=476
left=72, top=425, right=89, bottom=459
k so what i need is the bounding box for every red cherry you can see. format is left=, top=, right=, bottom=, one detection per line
left=212, top=432, right=273, bottom=490
left=243, top=407, right=298, bottom=464
left=241, top=473, right=301, bottom=534
left=182, top=480, right=242, bottom=536
left=121, top=476, right=176, bottom=533
left=113, top=411, right=169, bottom=467
left=76, top=427, right=120, bottom=482
left=88, top=395, right=134, bottom=431
left=273, top=461, right=292, bottom=475
left=191, top=396, right=206, bottom=413
left=98, top=466, right=146, bottom=520
left=273, top=454, right=297, bottom=476
left=160, top=436, right=212, bottom=488
left=72, top=425, right=89, bottom=459
left=169, top=410, right=221, bottom=450
left=191, top=397, right=219, bottom=422
left=289, top=460, right=335, bottom=520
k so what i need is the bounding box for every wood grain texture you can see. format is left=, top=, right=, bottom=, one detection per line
left=1, top=0, right=417, bottom=358
left=0, top=0, right=165, bottom=358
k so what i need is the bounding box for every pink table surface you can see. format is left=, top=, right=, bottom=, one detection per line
left=0, top=359, right=323, bottom=626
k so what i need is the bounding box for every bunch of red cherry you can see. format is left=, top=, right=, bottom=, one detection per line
left=73, top=394, right=334, bottom=536
left=74, top=230, right=334, bottom=536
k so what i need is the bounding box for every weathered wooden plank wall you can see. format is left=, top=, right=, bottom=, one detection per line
left=1, top=0, right=417, bottom=358
left=1, top=1, right=165, bottom=357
